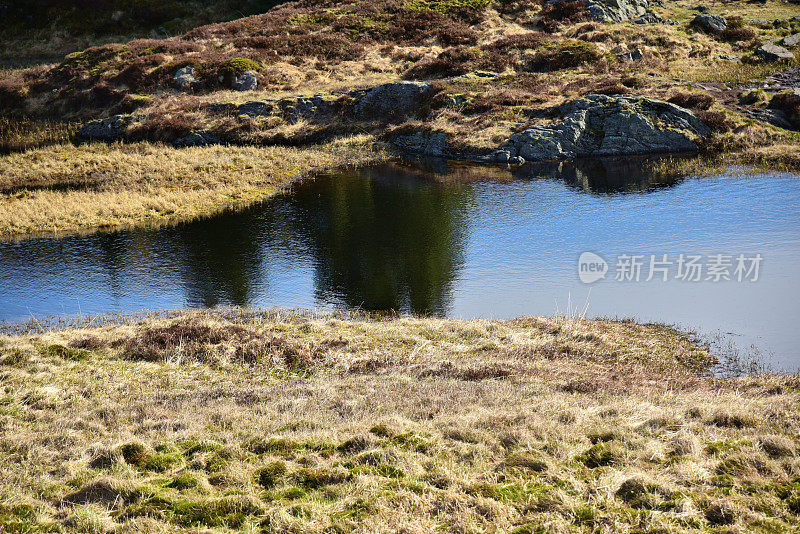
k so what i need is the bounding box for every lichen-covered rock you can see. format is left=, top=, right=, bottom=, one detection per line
left=757, top=43, right=795, bottom=62
left=691, top=13, right=728, bottom=34
left=237, top=101, right=273, bottom=117
left=233, top=71, right=258, bottom=91
left=78, top=114, right=140, bottom=142
left=279, top=95, right=339, bottom=122
left=354, top=81, right=434, bottom=120
left=173, top=66, right=198, bottom=90
left=391, top=130, right=450, bottom=157
left=552, top=0, right=650, bottom=23
left=499, top=95, right=711, bottom=161
left=173, top=130, right=224, bottom=148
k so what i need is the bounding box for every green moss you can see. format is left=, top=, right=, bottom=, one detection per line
left=143, top=452, right=182, bottom=472
left=37, top=344, right=90, bottom=361
left=0, top=348, right=28, bottom=366
left=280, top=487, right=306, bottom=500
left=369, top=424, right=394, bottom=438
left=389, top=432, right=430, bottom=453
left=0, top=504, right=57, bottom=534
left=502, top=452, right=548, bottom=472
left=256, top=461, right=287, bottom=489
left=180, top=439, right=223, bottom=457
left=576, top=442, right=622, bottom=468
left=246, top=437, right=302, bottom=455
left=118, top=443, right=150, bottom=467
left=125, top=494, right=263, bottom=528
left=226, top=58, right=261, bottom=75
left=403, top=0, right=490, bottom=13
left=294, top=468, right=349, bottom=489
left=167, top=472, right=199, bottom=490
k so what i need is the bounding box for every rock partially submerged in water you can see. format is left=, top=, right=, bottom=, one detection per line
left=496, top=95, right=711, bottom=162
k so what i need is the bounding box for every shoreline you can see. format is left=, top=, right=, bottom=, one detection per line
left=1, top=307, right=798, bottom=532
left=1, top=139, right=799, bottom=241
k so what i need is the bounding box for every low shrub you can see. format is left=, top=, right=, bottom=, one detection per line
left=667, top=91, right=715, bottom=110
left=539, top=0, right=589, bottom=33
left=697, top=110, right=734, bottom=132
left=720, top=26, right=757, bottom=43
left=769, top=91, right=800, bottom=128
left=524, top=39, right=602, bottom=71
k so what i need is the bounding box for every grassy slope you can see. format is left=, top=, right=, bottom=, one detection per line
left=0, top=136, right=385, bottom=238
left=0, top=0, right=799, bottom=237
left=0, top=309, right=798, bottom=532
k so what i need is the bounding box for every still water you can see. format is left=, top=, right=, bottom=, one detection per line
left=1, top=159, right=799, bottom=370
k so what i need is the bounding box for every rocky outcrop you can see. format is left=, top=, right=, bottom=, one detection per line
left=354, top=81, right=434, bottom=120
left=78, top=114, right=142, bottom=142
left=493, top=95, right=711, bottom=162
left=559, top=0, right=651, bottom=23
left=691, top=14, right=728, bottom=34
left=757, top=44, right=795, bottom=62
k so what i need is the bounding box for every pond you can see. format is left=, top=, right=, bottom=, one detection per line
left=1, top=159, right=799, bottom=370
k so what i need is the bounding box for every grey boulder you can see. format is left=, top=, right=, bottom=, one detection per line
left=498, top=95, right=711, bottom=161
left=354, top=81, right=434, bottom=120
left=779, top=33, right=800, bottom=47
left=757, top=43, right=795, bottom=62
left=173, top=66, right=198, bottom=90
left=691, top=14, right=728, bottom=34
left=233, top=71, right=258, bottom=91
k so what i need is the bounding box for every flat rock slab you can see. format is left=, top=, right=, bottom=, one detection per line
left=757, top=44, right=795, bottom=62
left=779, top=33, right=800, bottom=47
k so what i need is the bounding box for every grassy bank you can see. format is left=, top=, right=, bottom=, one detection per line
left=0, top=136, right=386, bottom=239
left=0, top=308, right=798, bottom=532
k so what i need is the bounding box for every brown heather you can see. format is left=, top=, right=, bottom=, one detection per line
left=0, top=308, right=798, bottom=532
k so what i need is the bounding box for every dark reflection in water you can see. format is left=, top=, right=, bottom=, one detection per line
left=274, top=164, right=470, bottom=314
left=1, top=158, right=799, bottom=369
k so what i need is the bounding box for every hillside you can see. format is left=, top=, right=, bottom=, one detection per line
left=0, top=309, right=798, bottom=532
left=1, top=0, right=799, bottom=236
left=0, top=0, right=283, bottom=67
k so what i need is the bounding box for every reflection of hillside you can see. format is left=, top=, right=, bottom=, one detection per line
left=513, top=157, right=684, bottom=195
left=269, top=165, right=472, bottom=315
left=389, top=157, right=684, bottom=195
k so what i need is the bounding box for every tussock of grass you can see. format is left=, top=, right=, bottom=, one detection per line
left=0, top=308, right=798, bottom=532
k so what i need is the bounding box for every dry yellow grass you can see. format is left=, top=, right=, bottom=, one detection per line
left=0, top=308, right=797, bottom=533
left=0, top=137, right=387, bottom=239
